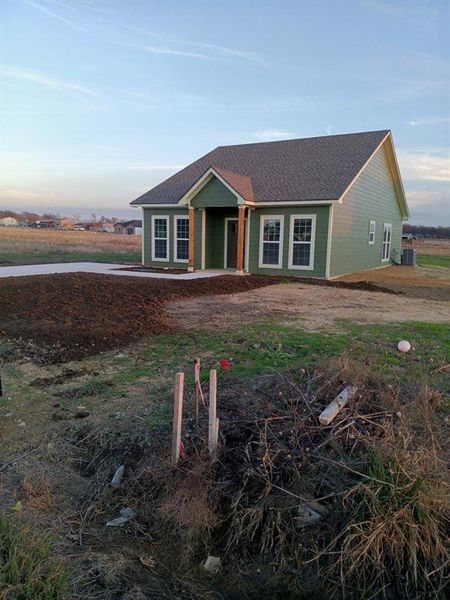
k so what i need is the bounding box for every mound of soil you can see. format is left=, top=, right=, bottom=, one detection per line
left=0, top=273, right=279, bottom=363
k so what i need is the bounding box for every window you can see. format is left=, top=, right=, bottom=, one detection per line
left=382, top=223, right=392, bottom=261
left=151, top=216, right=169, bottom=261
left=127, top=228, right=133, bottom=235
left=368, top=220, right=376, bottom=245
left=259, top=216, right=284, bottom=268
left=174, top=216, right=189, bottom=262
left=288, top=215, right=316, bottom=270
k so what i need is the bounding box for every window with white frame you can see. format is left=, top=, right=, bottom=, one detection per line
left=382, top=223, right=392, bottom=261
left=152, top=216, right=168, bottom=261
left=289, top=215, right=316, bottom=269
left=259, top=216, right=284, bottom=268
left=174, top=216, right=189, bottom=262
left=368, top=220, right=376, bottom=245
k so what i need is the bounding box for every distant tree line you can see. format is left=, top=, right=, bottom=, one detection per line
left=403, top=224, right=450, bottom=239
left=0, top=210, right=120, bottom=224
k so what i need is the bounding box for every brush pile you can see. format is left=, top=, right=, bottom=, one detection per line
left=70, top=358, right=449, bottom=599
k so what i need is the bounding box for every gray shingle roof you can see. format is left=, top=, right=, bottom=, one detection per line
left=131, top=130, right=390, bottom=205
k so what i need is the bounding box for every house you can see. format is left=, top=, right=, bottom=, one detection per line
left=0, top=217, right=18, bottom=227
left=100, top=222, right=115, bottom=233
left=130, top=130, right=409, bottom=278
left=115, top=220, right=143, bottom=235
left=60, top=218, right=76, bottom=229
left=33, top=219, right=60, bottom=229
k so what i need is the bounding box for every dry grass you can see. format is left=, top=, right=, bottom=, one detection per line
left=0, top=227, right=140, bottom=255
left=403, top=238, right=450, bottom=256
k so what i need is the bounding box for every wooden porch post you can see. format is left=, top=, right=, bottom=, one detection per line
left=236, top=205, right=246, bottom=275
left=188, top=207, right=195, bottom=272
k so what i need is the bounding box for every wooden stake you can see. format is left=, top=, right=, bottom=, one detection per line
left=171, top=372, right=184, bottom=466
left=208, top=369, right=219, bottom=455
left=319, top=386, right=357, bottom=426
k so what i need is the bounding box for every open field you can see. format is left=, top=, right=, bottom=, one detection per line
left=0, top=260, right=448, bottom=597
left=0, top=227, right=141, bottom=265
left=402, top=237, right=450, bottom=256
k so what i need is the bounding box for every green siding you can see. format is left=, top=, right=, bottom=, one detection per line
left=248, top=206, right=330, bottom=277
left=191, top=176, right=238, bottom=208
left=205, top=208, right=239, bottom=268
left=330, top=145, right=403, bottom=277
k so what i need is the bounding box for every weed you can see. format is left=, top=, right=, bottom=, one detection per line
left=0, top=513, right=69, bottom=599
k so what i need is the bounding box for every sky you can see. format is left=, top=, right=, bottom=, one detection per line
left=1, top=0, right=449, bottom=224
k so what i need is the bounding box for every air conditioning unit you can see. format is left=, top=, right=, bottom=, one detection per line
left=401, top=248, right=417, bottom=266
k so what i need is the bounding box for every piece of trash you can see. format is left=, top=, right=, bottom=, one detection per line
left=106, top=507, right=136, bottom=527
left=110, top=465, right=125, bottom=488
left=397, top=340, right=411, bottom=353
left=295, top=499, right=328, bottom=528
left=319, top=386, right=358, bottom=426
left=203, top=555, right=221, bottom=574
left=139, top=555, right=156, bottom=570
left=11, top=501, right=22, bottom=512
left=219, top=359, right=231, bottom=370
left=17, top=421, right=26, bottom=427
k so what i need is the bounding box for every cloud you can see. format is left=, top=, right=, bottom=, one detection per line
left=4, top=67, right=98, bottom=98
left=125, top=165, right=186, bottom=171
left=251, top=129, right=296, bottom=142
left=397, top=150, right=450, bottom=182
left=0, top=189, right=56, bottom=202
left=23, top=1, right=262, bottom=65
left=405, top=188, right=450, bottom=225
left=143, top=46, right=212, bottom=60
left=408, top=117, right=450, bottom=126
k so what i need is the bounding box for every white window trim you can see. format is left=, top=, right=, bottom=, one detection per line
left=288, top=214, right=316, bottom=271
left=368, top=220, right=376, bottom=245
left=381, top=223, right=392, bottom=262
left=151, top=215, right=169, bottom=262
left=258, top=215, right=284, bottom=269
left=173, top=215, right=189, bottom=263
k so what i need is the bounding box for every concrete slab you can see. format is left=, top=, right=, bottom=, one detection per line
left=0, top=263, right=232, bottom=280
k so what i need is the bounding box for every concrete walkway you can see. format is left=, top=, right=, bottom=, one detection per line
left=0, top=262, right=230, bottom=280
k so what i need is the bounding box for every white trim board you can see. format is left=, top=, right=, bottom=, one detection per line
left=258, top=214, right=285, bottom=269
left=173, top=215, right=189, bottom=263
left=151, top=214, right=169, bottom=262
left=287, top=214, right=316, bottom=271
left=325, top=204, right=334, bottom=278
left=178, top=167, right=245, bottom=206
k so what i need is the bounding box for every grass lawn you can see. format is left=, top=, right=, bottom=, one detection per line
left=417, top=254, right=450, bottom=268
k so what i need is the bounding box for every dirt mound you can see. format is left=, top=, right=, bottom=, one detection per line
left=0, top=273, right=279, bottom=363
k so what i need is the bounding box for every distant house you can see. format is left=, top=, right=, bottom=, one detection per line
left=100, top=222, right=115, bottom=233
left=130, top=130, right=409, bottom=278
left=0, top=217, right=18, bottom=227
left=82, top=222, right=103, bottom=232
left=34, top=219, right=60, bottom=229
left=60, top=218, right=76, bottom=229
left=115, top=220, right=142, bottom=235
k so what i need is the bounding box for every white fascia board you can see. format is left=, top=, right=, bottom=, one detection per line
left=178, top=167, right=244, bottom=206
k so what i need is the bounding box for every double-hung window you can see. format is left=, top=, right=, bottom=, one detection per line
left=288, top=215, right=316, bottom=270
left=174, top=216, right=189, bottom=262
left=151, top=216, right=169, bottom=261
left=382, top=223, right=392, bottom=261
left=259, top=216, right=284, bottom=268
left=368, top=220, right=376, bottom=245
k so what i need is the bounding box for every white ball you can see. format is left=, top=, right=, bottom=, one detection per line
left=397, top=340, right=411, bottom=353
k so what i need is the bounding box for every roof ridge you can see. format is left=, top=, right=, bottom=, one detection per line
left=216, top=129, right=390, bottom=150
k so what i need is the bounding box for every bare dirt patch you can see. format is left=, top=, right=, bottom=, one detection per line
left=0, top=273, right=279, bottom=363
left=167, top=282, right=449, bottom=332
left=336, top=265, right=450, bottom=301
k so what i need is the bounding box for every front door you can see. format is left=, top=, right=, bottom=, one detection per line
left=226, top=219, right=238, bottom=268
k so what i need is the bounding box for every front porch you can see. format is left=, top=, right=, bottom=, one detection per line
left=187, top=205, right=248, bottom=274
